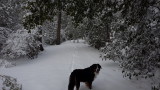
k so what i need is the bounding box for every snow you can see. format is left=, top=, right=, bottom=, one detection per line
left=0, top=40, right=151, bottom=90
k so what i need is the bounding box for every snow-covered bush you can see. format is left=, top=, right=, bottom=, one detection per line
left=0, top=75, right=22, bottom=90
left=87, top=24, right=107, bottom=49
left=0, top=59, right=16, bottom=68
left=1, top=29, right=40, bottom=59
left=84, top=18, right=108, bottom=49
left=0, top=27, right=12, bottom=52
left=42, top=21, right=56, bottom=45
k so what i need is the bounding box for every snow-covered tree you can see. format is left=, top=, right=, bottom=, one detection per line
left=23, top=0, right=67, bottom=45
left=0, top=0, right=25, bottom=30
left=101, top=0, right=160, bottom=89
left=64, top=0, right=119, bottom=49
left=41, top=12, right=68, bottom=45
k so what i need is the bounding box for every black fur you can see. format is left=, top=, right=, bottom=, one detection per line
left=68, top=64, right=102, bottom=90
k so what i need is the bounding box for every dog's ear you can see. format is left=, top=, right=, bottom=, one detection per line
left=98, top=64, right=102, bottom=69
left=100, top=65, right=102, bottom=69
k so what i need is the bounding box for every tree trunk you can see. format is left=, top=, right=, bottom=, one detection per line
left=38, top=26, right=44, bottom=51
left=56, top=0, right=62, bottom=45
left=106, top=24, right=111, bottom=42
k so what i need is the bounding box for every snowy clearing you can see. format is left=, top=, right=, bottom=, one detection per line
left=0, top=40, right=151, bottom=90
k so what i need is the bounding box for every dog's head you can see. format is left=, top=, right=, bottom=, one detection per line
left=90, top=64, right=102, bottom=74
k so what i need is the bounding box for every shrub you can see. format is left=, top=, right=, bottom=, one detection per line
left=1, top=29, right=40, bottom=59
left=0, top=75, right=22, bottom=90
left=0, top=27, right=12, bottom=51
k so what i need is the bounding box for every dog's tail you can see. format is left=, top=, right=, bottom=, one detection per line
left=68, top=71, right=76, bottom=90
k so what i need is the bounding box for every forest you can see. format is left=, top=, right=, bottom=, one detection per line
left=0, top=0, right=160, bottom=90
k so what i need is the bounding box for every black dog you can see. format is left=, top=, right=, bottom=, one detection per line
left=68, top=64, right=102, bottom=90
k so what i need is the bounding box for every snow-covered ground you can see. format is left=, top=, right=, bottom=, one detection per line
left=0, top=40, right=151, bottom=90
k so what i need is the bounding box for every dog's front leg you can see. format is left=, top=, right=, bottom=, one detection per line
left=88, top=82, right=92, bottom=89
left=76, top=81, right=80, bottom=90
left=85, top=82, right=92, bottom=89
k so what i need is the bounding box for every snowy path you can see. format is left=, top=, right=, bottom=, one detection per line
left=0, top=40, right=150, bottom=90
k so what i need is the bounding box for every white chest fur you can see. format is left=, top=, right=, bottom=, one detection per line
left=94, top=67, right=99, bottom=79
